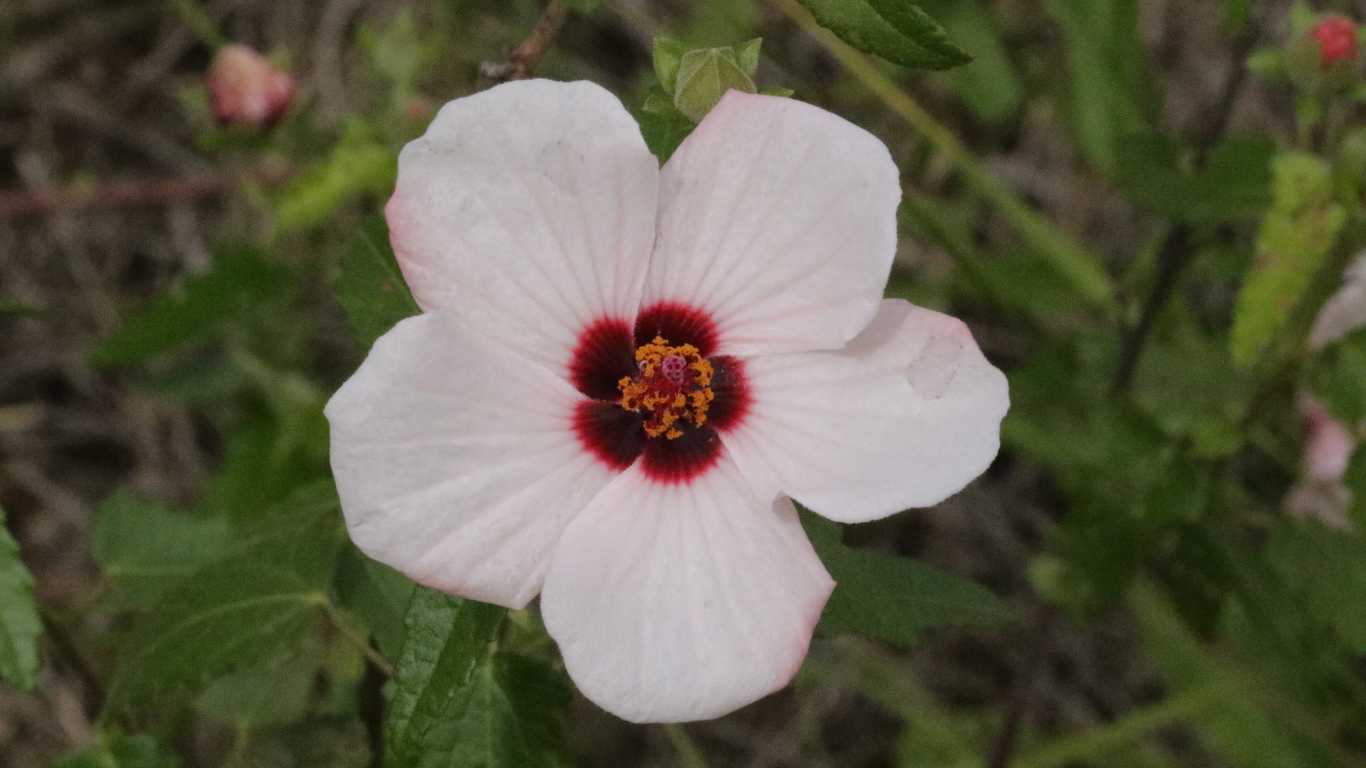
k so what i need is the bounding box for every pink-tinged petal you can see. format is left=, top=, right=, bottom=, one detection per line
left=1299, top=394, right=1357, bottom=483
left=1308, top=254, right=1366, bottom=351
left=324, top=311, right=617, bottom=609
left=541, top=457, right=834, bottom=723
left=387, top=79, right=659, bottom=375
left=722, top=300, right=1009, bottom=523
left=645, top=91, right=900, bottom=357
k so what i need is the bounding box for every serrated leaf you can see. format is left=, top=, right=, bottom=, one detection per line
left=673, top=47, right=756, bottom=122
left=335, top=215, right=420, bottom=349
left=104, top=485, right=345, bottom=718
left=798, top=0, right=971, bottom=70
left=802, top=512, right=1012, bottom=646
left=0, top=506, right=42, bottom=689
left=55, top=731, right=182, bottom=768
left=1231, top=153, right=1347, bottom=367
left=638, top=87, right=695, bottom=162
left=387, top=588, right=568, bottom=768
left=92, top=247, right=290, bottom=367
left=651, top=37, right=687, bottom=93
left=917, top=0, right=1021, bottom=124
left=93, top=491, right=232, bottom=611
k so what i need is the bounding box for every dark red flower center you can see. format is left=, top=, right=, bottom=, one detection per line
left=570, top=302, right=749, bottom=484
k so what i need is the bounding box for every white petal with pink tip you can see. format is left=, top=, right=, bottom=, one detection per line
left=386, top=79, right=659, bottom=376
left=722, top=300, right=1009, bottom=523
left=324, top=312, right=616, bottom=609
left=541, top=457, right=834, bottom=723
left=645, top=90, right=901, bottom=357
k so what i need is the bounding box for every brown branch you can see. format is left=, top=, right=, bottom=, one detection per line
left=479, top=0, right=569, bottom=82
left=0, top=165, right=294, bottom=219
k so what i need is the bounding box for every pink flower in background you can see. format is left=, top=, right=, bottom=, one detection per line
left=1309, top=254, right=1366, bottom=350
left=325, top=80, right=1008, bottom=722
left=207, top=44, right=295, bottom=127
left=1286, top=395, right=1357, bottom=530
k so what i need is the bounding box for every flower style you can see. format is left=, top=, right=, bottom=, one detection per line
left=325, top=80, right=1009, bottom=723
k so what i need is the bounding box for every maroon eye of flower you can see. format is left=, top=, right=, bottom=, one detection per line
left=571, top=302, right=749, bottom=483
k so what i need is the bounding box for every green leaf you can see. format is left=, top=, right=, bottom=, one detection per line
left=1046, top=0, right=1153, bottom=175
left=802, top=513, right=1012, bottom=646
left=735, top=37, right=763, bottom=78
left=93, top=491, right=232, bottom=611
left=797, top=0, right=971, bottom=70
left=274, top=124, right=396, bottom=236
left=194, top=646, right=319, bottom=727
left=335, top=215, right=420, bottom=349
left=334, top=546, right=415, bottom=660
left=104, top=485, right=345, bottom=718
left=105, top=563, right=328, bottom=718
left=1310, top=330, right=1366, bottom=427
left=673, top=47, right=756, bottom=122
left=92, top=246, right=290, bottom=367
left=652, top=37, right=688, bottom=93
left=1115, top=134, right=1274, bottom=222
left=916, top=0, right=1022, bottom=124
left=638, top=87, right=696, bottom=163
left=1231, top=152, right=1347, bottom=367
left=55, top=731, right=182, bottom=768
left=387, top=589, right=568, bottom=768
left=0, top=506, right=42, bottom=690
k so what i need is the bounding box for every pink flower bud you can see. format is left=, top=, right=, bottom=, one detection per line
left=1300, top=394, right=1357, bottom=483
left=207, top=44, right=295, bottom=127
left=1311, top=15, right=1359, bottom=69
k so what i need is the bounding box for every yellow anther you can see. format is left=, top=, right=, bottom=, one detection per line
left=617, top=335, right=716, bottom=440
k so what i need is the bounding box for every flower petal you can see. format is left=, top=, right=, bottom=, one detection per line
left=722, top=300, right=1009, bottom=523
left=645, top=90, right=900, bottom=357
left=541, top=457, right=834, bottom=723
left=386, top=79, right=660, bottom=374
left=324, top=311, right=617, bottom=609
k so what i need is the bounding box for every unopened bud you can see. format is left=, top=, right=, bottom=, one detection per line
left=208, top=44, right=295, bottom=127
left=1311, top=15, right=1359, bottom=69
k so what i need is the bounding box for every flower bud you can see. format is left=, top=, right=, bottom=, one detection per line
left=208, top=44, right=295, bottom=127
left=1300, top=394, right=1356, bottom=483
left=1311, top=15, right=1359, bottom=69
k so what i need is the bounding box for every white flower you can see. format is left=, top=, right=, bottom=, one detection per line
left=325, top=80, right=1009, bottom=723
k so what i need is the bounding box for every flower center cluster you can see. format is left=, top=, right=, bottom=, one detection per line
left=618, top=336, right=715, bottom=439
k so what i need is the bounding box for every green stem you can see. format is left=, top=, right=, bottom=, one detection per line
left=322, top=603, right=396, bottom=678
left=769, top=0, right=1113, bottom=310
left=663, top=724, right=709, bottom=768
left=167, top=0, right=226, bottom=49
left=1013, top=685, right=1222, bottom=768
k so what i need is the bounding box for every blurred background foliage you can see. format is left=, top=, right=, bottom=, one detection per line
left=1, top=0, right=1365, bottom=766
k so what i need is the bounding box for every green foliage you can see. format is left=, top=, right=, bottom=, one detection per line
left=0, top=506, right=42, bottom=690
left=386, top=588, right=569, bottom=768
left=1231, top=153, right=1348, bottom=367
left=917, top=0, right=1022, bottom=124
left=1310, top=330, right=1366, bottom=426
left=274, top=124, right=397, bottom=236
left=1046, top=0, right=1153, bottom=175
left=55, top=731, right=182, bottom=768
left=92, top=246, right=291, bottom=367
left=93, top=491, right=232, bottom=611
left=638, top=87, right=695, bottom=162
left=673, top=47, right=757, bottom=121
left=1116, top=135, right=1276, bottom=222
left=803, top=512, right=1014, bottom=646
left=335, top=215, right=420, bottom=349
left=797, top=0, right=971, bottom=70
left=104, top=485, right=346, bottom=718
